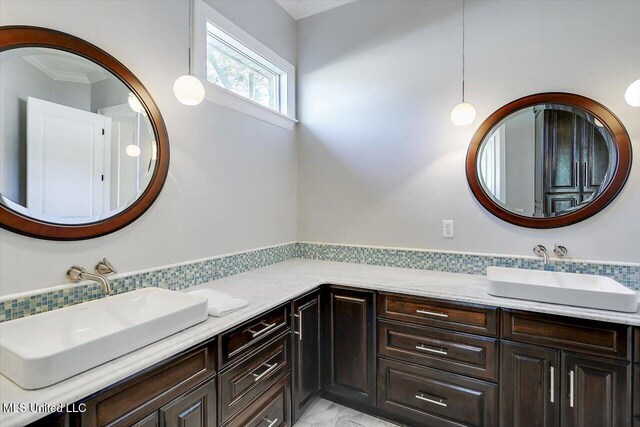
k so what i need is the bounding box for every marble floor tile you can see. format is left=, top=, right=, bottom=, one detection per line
left=295, top=398, right=400, bottom=427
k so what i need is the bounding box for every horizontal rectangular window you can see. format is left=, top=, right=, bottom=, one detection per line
left=193, top=0, right=296, bottom=130
left=206, top=23, right=285, bottom=113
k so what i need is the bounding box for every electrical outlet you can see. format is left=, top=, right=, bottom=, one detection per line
left=442, top=220, right=454, bottom=238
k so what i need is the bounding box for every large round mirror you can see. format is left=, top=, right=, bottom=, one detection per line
left=0, top=26, right=169, bottom=240
left=466, top=93, right=632, bottom=228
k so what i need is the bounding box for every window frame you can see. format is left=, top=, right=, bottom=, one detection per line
left=193, top=0, right=297, bottom=130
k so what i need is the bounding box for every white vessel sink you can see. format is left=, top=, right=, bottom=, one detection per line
left=0, top=287, right=208, bottom=389
left=486, top=267, right=638, bottom=313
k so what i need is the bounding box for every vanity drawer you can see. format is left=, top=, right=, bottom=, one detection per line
left=219, top=332, right=290, bottom=424
left=80, top=340, right=216, bottom=427
left=501, top=309, right=632, bottom=360
left=377, top=357, right=497, bottom=427
left=223, top=374, right=291, bottom=427
left=378, top=319, right=498, bottom=381
left=219, top=304, right=290, bottom=367
left=378, top=292, right=498, bottom=336
left=634, top=327, right=639, bottom=363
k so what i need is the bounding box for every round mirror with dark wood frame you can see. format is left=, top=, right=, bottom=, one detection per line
left=0, top=26, right=169, bottom=240
left=466, top=93, right=632, bottom=228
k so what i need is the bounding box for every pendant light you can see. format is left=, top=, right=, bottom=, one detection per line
left=173, top=0, right=205, bottom=106
left=624, top=79, right=640, bottom=107
left=450, top=0, right=476, bottom=126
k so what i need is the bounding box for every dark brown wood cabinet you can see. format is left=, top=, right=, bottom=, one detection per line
left=378, top=319, right=498, bottom=381
left=378, top=292, right=498, bottom=336
left=77, top=340, right=216, bottom=427
left=634, top=364, right=639, bottom=427
left=222, top=374, right=291, bottom=427
left=31, top=287, right=637, bottom=427
left=561, top=353, right=632, bottom=427
left=500, top=310, right=633, bottom=427
left=378, top=357, right=497, bottom=426
left=218, top=332, right=291, bottom=425
left=500, top=341, right=560, bottom=427
left=292, top=290, right=322, bottom=422
left=218, top=304, right=290, bottom=367
left=323, top=286, right=376, bottom=407
left=160, top=378, right=216, bottom=427
left=131, top=412, right=159, bottom=427
left=501, top=309, right=632, bottom=360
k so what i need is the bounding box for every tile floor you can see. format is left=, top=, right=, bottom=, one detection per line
left=294, top=398, right=400, bottom=426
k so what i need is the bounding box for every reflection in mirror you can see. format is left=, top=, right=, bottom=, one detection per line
left=477, top=104, right=616, bottom=218
left=0, top=47, right=157, bottom=225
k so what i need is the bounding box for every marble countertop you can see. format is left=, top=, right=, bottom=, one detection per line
left=2, top=258, right=639, bottom=426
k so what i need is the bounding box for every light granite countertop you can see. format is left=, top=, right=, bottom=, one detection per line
left=1, top=258, right=639, bottom=426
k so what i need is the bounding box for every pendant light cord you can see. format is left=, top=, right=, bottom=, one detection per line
left=188, top=0, right=193, bottom=76
left=461, top=0, right=465, bottom=103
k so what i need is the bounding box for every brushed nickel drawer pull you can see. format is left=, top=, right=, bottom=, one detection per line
left=550, top=366, right=555, bottom=403
left=292, top=312, right=303, bottom=341
left=415, top=394, right=447, bottom=407
left=252, top=362, right=279, bottom=382
left=569, top=370, right=575, bottom=408
left=263, top=417, right=278, bottom=427
left=247, top=321, right=277, bottom=338
left=415, top=344, right=448, bottom=356
left=416, top=309, right=448, bottom=318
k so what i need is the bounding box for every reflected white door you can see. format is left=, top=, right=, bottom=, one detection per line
left=27, top=97, right=109, bottom=219
left=97, top=104, right=142, bottom=210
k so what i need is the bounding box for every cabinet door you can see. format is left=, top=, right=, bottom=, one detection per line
left=561, top=353, right=632, bottom=427
left=131, top=412, right=159, bottom=427
left=292, top=290, right=322, bottom=422
left=160, top=378, right=216, bottom=427
left=500, top=341, right=560, bottom=427
left=323, top=286, right=376, bottom=406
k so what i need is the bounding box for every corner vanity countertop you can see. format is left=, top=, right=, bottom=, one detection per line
left=1, top=258, right=639, bottom=426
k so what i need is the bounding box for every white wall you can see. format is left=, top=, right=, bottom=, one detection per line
left=297, top=0, right=640, bottom=263
left=0, top=0, right=298, bottom=295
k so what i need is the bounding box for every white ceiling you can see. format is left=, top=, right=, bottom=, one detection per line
left=22, top=48, right=109, bottom=84
left=275, top=0, right=357, bottom=20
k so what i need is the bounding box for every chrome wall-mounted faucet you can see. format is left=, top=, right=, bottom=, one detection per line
left=533, top=245, right=549, bottom=265
left=67, top=259, right=117, bottom=296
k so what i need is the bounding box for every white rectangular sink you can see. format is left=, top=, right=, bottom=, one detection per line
left=0, top=287, right=208, bottom=389
left=486, top=267, right=638, bottom=313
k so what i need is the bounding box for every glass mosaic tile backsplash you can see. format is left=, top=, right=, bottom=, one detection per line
left=1, top=242, right=637, bottom=322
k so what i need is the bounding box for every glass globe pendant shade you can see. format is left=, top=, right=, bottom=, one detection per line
left=127, top=92, right=145, bottom=114
left=125, top=144, right=141, bottom=157
left=624, top=79, right=640, bottom=107
left=173, top=75, right=205, bottom=106
left=450, top=102, right=477, bottom=126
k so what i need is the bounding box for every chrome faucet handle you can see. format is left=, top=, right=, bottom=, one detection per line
left=95, top=258, right=117, bottom=275
left=553, top=244, right=568, bottom=257
left=533, top=245, right=547, bottom=257
left=67, top=265, right=86, bottom=281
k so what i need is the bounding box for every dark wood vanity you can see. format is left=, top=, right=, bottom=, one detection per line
left=32, top=285, right=639, bottom=427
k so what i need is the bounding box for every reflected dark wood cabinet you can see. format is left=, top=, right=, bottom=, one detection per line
left=542, top=109, right=610, bottom=215
left=323, top=286, right=376, bottom=407
left=291, top=290, right=322, bottom=422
